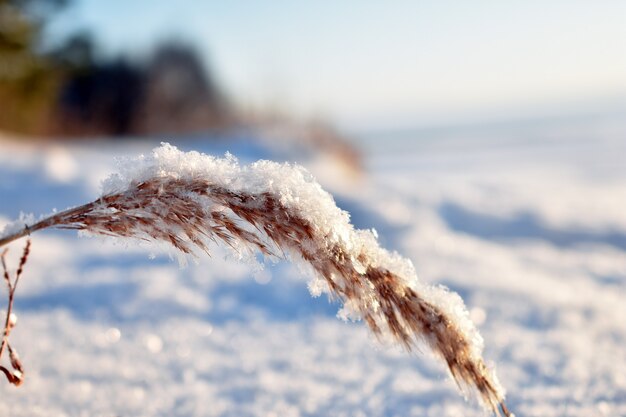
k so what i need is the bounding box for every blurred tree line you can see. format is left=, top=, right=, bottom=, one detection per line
left=0, top=0, right=64, bottom=134
left=0, top=0, right=230, bottom=137
left=0, top=0, right=359, bottom=171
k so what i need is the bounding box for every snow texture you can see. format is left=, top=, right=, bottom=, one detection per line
left=0, top=114, right=625, bottom=416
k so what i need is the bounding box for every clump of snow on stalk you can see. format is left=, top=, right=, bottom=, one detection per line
left=103, top=143, right=355, bottom=252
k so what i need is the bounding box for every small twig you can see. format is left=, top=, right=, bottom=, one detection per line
left=0, top=365, right=21, bottom=386
left=8, top=343, right=23, bottom=374
left=14, top=239, right=30, bottom=292
left=0, top=239, right=30, bottom=386
left=1, top=249, right=9, bottom=287
left=500, top=401, right=512, bottom=417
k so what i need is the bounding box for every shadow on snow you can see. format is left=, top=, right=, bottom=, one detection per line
left=439, top=202, right=626, bottom=250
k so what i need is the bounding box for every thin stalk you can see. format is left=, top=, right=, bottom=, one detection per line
left=0, top=201, right=98, bottom=249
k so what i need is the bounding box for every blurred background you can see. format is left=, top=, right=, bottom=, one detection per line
left=1, top=2, right=626, bottom=416
left=2, top=0, right=625, bottom=154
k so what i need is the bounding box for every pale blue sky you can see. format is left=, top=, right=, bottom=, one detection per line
left=44, top=1, right=626, bottom=130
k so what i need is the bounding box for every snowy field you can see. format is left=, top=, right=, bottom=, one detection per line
left=0, top=114, right=625, bottom=417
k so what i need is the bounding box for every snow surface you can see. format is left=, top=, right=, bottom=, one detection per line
left=1, top=115, right=625, bottom=416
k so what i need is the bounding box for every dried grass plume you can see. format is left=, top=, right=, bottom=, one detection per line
left=0, top=143, right=511, bottom=416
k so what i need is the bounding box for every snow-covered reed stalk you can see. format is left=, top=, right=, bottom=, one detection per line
left=0, top=144, right=510, bottom=415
